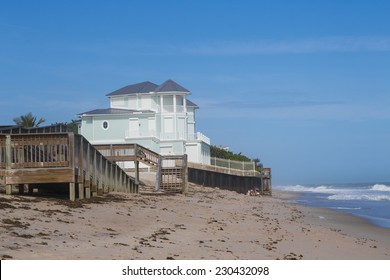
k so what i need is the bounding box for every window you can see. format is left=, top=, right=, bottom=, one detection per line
left=102, top=121, right=109, bottom=130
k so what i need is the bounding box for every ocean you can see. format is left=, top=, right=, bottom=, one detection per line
left=274, top=183, right=390, bottom=229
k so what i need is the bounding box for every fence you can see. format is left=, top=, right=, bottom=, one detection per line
left=210, top=157, right=256, bottom=172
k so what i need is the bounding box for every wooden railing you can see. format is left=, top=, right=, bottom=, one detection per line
left=93, top=143, right=160, bottom=166
left=2, top=133, right=70, bottom=169
left=72, top=134, right=138, bottom=197
left=0, top=133, right=138, bottom=200
left=0, top=124, right=68, bottom=134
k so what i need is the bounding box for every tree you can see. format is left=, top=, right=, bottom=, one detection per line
left=13, top=112, right=46, bottom=128
left=210, top=145, right=252, bottom=162
left=53, top=120, right=79, bottom=134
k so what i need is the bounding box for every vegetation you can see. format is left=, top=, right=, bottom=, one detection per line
left=210, top=145, right=262, bottom=170
left=211, top=145, right=252, bottom=162
left=13, top=112, right=45, bottom=128
left=52, top=120, right=79, bottom=134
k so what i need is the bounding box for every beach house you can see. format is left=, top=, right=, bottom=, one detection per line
left=77, top=79, right=211, bottom=165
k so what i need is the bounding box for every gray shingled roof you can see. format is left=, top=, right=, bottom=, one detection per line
left=106, top=79, right=190, bottom=96
left=78, top=108, right=154, bottom=116
left=106, top=81, right=158, bottom=96
left=154, top=79, right=190, bottom=93
left=186, top=99, right=199, bottom=108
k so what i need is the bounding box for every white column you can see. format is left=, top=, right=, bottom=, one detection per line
left=160, top=95, right=164, bottom=139
left=173, top=95, right=177, bottom=139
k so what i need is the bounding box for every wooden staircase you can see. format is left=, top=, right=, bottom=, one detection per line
left=93, top=143, right=188, bottom=194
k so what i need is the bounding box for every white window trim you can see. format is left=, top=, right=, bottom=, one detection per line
left=102, top=120, right=109, bottom=130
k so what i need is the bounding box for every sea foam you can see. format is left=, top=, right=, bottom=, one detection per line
left=370, top=184, right=390, bottom=191
left=328, top=194, right=390, bottom=201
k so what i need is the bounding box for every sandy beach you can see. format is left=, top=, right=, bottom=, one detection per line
left=1, top=178, right=389, bottom=260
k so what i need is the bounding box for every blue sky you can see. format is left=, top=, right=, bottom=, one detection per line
left=1, top=0, right=389, bottom=185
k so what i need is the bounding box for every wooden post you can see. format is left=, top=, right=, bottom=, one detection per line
left=182, top=154, right=188, bottom=194
left=78, top=136, right=84, bottom=199
left=119, top=167, right=123, bottom=192
left=104, top=160, right=109, bottom=193
left=85, top=143, right=91, bottom=199
left=68, top=133, right=76, bottom=201
left=113, top=164, right=116, bottom=192
left=92, top=149, right=97, bottom=197
left=5, top=135, right=12, bottom=195
left=69, top=183, right=76, bottom=201
left=98, top=154, right=103, bottom=195
left=134, top=144, right=139, bottom=186
left=155, top=155, right=162, bottom=191
left=109, top=163, right=113, bottom=192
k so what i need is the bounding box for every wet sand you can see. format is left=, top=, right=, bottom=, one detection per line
left=0, top=183, right=389, bottom=260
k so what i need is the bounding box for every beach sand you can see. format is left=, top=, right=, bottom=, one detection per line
left=0, top=179, right=389, bottom=260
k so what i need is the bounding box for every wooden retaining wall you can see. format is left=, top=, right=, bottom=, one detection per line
left=187, top=162, right=269, bottom=195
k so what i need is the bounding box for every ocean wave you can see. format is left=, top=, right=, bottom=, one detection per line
left=370, top=184, right=390, bottom=191
left=276, top=184, right=338, bottom=194
left=331, top=207, right=362, bottom=210
left=328, top=194, right=390, bottom=201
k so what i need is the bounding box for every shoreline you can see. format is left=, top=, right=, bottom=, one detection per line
left=1, top=185, right=389, bottom=260
left=273, top=190, right=390, bottom=246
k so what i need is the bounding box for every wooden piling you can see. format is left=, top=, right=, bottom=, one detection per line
left=5, top=135, right=12, bottom=195
left=69, top=183, right=75, bottom=201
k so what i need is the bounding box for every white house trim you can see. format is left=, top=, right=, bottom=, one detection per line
left=78, top=79, right=211, bottom=164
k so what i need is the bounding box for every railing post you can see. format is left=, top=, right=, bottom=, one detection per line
left=78, top=136, right=84, bottom=199
left=68, top=133, right=76, bottom=201
left=134, top=144, right=139, bottom=186
left=5, top=135, right=12, bottom=195
left=155, top=155, right=162, bottom=191
left=182, top=154, right=188, bottom=195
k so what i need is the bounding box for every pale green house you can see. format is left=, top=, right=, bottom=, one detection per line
left=78, top=79, right=211, bottom=165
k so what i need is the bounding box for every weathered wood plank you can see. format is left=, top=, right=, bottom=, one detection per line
left=4, top=168, right=74, bottom=184
left=103, top=155, right=136, bottom=161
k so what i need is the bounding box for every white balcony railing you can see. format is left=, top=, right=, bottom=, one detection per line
left=187, top=132, right=211, bottom=145
left=156, top=105, right=185, bottom=113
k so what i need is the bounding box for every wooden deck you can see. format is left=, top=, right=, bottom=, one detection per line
left=0, top=133, right=138, bottom=201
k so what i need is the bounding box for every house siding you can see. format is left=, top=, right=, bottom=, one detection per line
left=79, top=80, right=211, bottom=164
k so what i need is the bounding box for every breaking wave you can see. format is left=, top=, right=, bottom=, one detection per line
left=276, top=183, right=390, bottom=201
left=370, top=184, right=390, bottom=191
left=328, top=194, right=390, bottom=201
left=276, top=184, right=338, bottom=193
